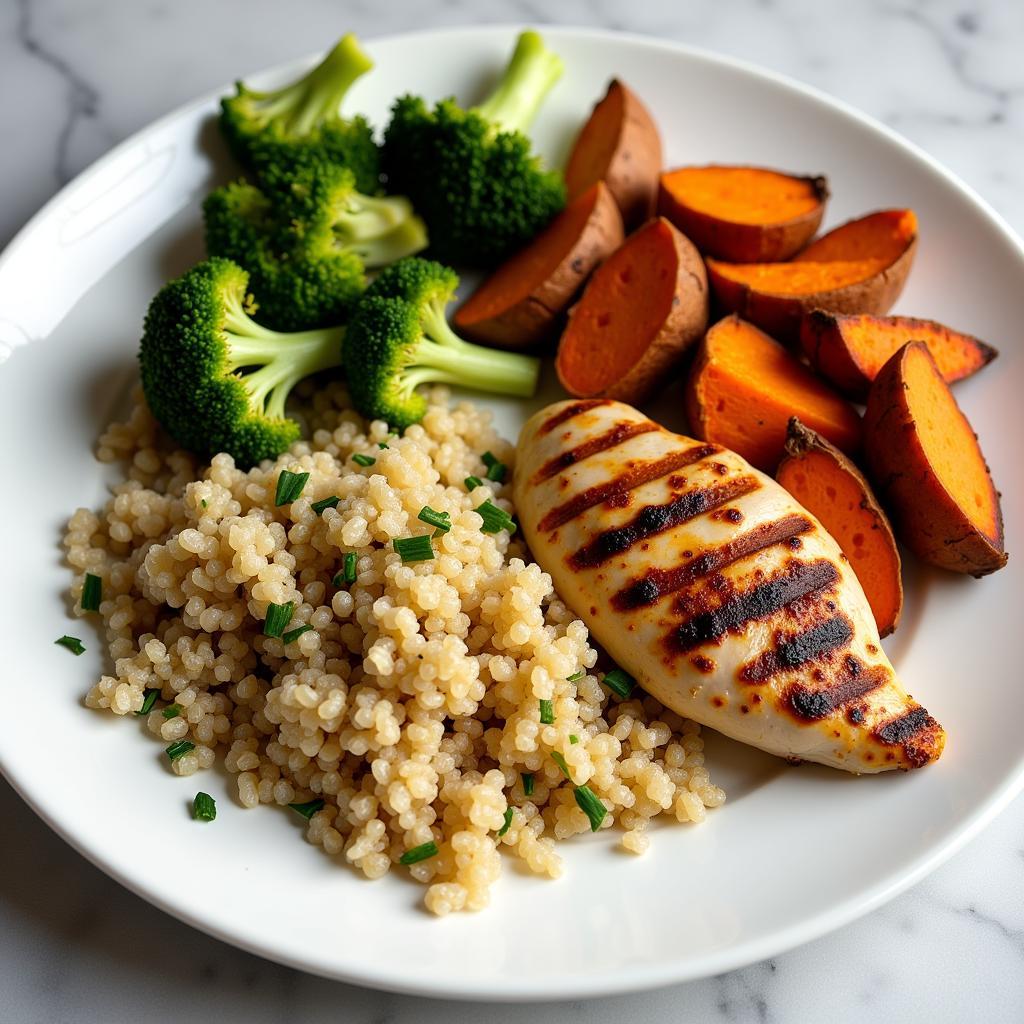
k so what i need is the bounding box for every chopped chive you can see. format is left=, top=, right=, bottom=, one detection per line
left=275, top=469, right=309, bottom=506
left=522, top=773, right=535, bottom=797
left=165, top=740, right=195, bottom=762
left=602, top=668, right=636, bottom=699
left=352, top=453, right=376, bottom=467
left=567, top=670, right=585, bottom=682
left=378, top=441, right=389, bottom=449
left=192, top=792, right=217, bottom=822
left=569, top=734, right=579, bottom=744
left=485, top=461, right=507, bottom=483
left=282, top=624, right=314, bottom=645
left=551, top=751, right=572, bottom=780
left=201, top=499, right=208, bottom=508
left=263, top=601, right=294, bottom=638
left=481, top=451, right=499, bottom=468
left=464, top=475, right=483, bottom=491
left=136, top=688, right=159, bottom=716
left=288, top=798, right=325, bottom=820
left=417, top=506, right=452, bottom=533
left=476, top=500, right=516, bottom=535
left=574, top=785, right=608, bottom=831
left=497, top=807, right=514, bottom=837
left=55, top=635, right=85, bottom=656
left=162, top=703, right=182, bottom=720
left=393, top=535, right=434, bottom=563
left=399, top=841, right=439, bottom=865
left=81, top=573, right=102, bottom=612
left=311, top=495, right=340, bottom=514
left=344, top=551, right=357, bottom=582
left=332, top=571, right=345, bottom=587
left=539, top=699, right=554, bottom=725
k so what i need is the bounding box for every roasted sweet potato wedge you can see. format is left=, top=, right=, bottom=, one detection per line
left=864, top=342, right=1007, bottom=577
left=565, top=79, right=662, bottom=229
left=777, top=418, right=903, bottom=636
left=800, top=310, right=997, bottom=400
left=706, top=210, right=918, bottom=343
left=556, top=217, right=708, bottom=404
left=658, top=165, right=828, bottom=262
left=454, top=182, right=624, bottom=350
left=685, top=315, right=862, bottom=472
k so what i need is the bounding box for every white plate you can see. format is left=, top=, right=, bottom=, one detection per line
left=0, top=24, right=1022, bottom=1002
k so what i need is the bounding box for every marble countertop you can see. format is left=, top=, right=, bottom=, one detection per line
left=2, top=0, right=1022, bottom=1020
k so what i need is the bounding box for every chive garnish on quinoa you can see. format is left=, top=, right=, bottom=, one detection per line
left=274, top=469, right=309, bottom=506
left=522, top=773, right=535, bottom=796
left=569, top=734, right=579, bottom=744
left=263, top=601, right=294, bottom=637
left=551, top=751, right=571, bottom=780
left=394, top=535, right=434, bottom=563
left=166, top=740, right=195, bottom=762
left=481, top=451, right=506, bottom=483
left=288, top=798, right=325, bottom=820
left=567, top=670, right=585, bottom=682
left=464, top=475, right=483, bottom=491
left=602, top=668, right=635, bottom=699
left=539, top=699, right=554, bottom=724
left=55, top=635, right=85, bottom=656
left=497, top=807, right=514, bottom=837
left=311, top=494, right=340, bottom=514
left=574, top=785, right=608, bottom=831
left=80, top=572, right=102, bottom=612
left=476, top=500, right=516, bottom=534
left=162, top=703, right=182, bottom=719
left=417, top=506, right=451, bottom=533
left=136, top=688, right=160, bottom=716
left=192, top=792, right=217, bottom=821
left=282, top=624, right=314, bottom=645
left=400, top=841, right=439, bottom=865
left=352, top=453, right=376, bottom=467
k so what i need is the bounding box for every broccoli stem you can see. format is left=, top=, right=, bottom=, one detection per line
left=339, top=193, right=417, bottom=241
left=219, top=292, right=344, bottom=419
left=405, top=301, right=539, bottom=398
left=472, top=30, right=564, bottom=135
left=249, top=33, right=373, bottom=137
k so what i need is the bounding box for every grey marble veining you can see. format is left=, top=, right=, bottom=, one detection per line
left=1, top=1, right=1023, bottom=1021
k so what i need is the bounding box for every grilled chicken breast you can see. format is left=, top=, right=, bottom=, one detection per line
left=515, top=399, right=945, bottom=773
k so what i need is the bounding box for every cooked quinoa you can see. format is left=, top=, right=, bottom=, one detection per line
left=65, top=382, right=724, bottom=915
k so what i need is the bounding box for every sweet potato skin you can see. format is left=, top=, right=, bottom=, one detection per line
left=565, top=79, right=663, bottom=229
left=800, top=310, right=998, bottom=400
left=453, top=182, right=625, bottom=350
left=556, top=217, right=708, bottom=405
left=657, top=167, right=828, bottom=263
left=707, top=211, right=918, bottom=344
left=864, top=342, right=1007, bottom=577
left=778, top=417, right=903, bottom=637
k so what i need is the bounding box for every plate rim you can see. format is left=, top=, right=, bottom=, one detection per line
left=1, top=21, right=1023, bottom=1002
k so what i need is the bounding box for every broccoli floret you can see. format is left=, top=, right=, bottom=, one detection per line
left=139, top=258, right=344, bottom=466
left=344, top=258, right=540, bottom=428
left=203, top=165, right=427, bottom=330
left=220, top=33, right=380, bottom=193
left=382, top=29, right=566, bottom=267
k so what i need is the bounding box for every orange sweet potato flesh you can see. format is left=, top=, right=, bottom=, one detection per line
left=685, top=315, right=862, bottom=471
left=658, top=165, right=828, bottom=262
left=706, top=210, right=918, bottom=343
left=556, top=217, right=708, bottom=404
left=565, top=79, right=663, bottom=229
left=864, top=342, right=1007, bottom=577
left=777, top=418, right=903, bottom=636
left=800, top=310, right=998, bottom=400
left=454, top=182, right=625, bottom=350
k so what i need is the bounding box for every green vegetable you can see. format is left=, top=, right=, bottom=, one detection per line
left=311, top=495, right=340, bottom=514
left=602, top=669, right=636, bottom=700
left=166, top=740, right=195, bottom=762
left=343, top=551, right=358, bottom=583
left=399, top=841, right=439, bottom=865
left=522, top=773, right=535, bottom=796
left=81, top=573, right=102, bottom=612
left=219, top=33, right=381, bottom=194
left=275, top=469, right=309, bottom=505
left=569, top=734, right=579, bottom=744
left=193, top=792, right=217, bottom=822
left=343, top=258, right=539, bottom=429
left=417, top=506, right=451, bottom=533
left=485, top=461, right=507, bottom=483
left=497, top=807, right=514, bottom=837
left=55, top=635, right=85, bottom=656
left=475, top=500, right=516, bottom=535
left=162, top=704, right=182, bottom=720
left=464, top=475, right=483, bottom=491
left=567, top=670, right=585, bottom=682
left=136, top=689, right=160, bottom=716
left=288, top=798, right=325, bottom=820
left=264, top=601, right=294, bottom=637
left=382, top=30, right=566, bottom=265
left=351, top=453, right=376, bottom=467
left=539, top=699, right=554, bottom=725
left=573, top=785, right=608, bottom=831
left=551, top=751, right=572, bottom=780
left=138, top=258, right=344, bottom=466
left=393, top=535, right=434, bottom=563
left=282, top=624, right=314, bottom=645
